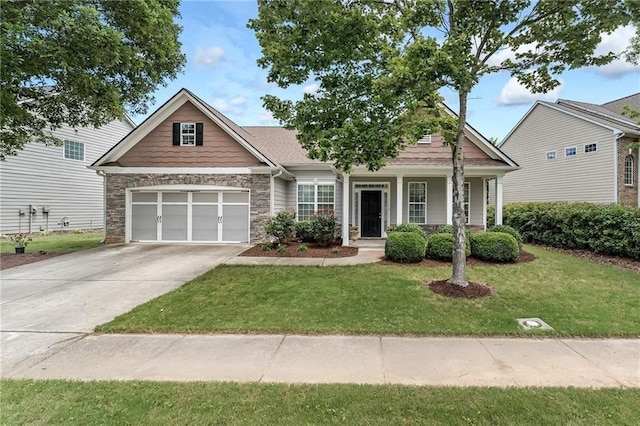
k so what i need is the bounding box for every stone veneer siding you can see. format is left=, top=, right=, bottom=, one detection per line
left=617, top=137, right=639, bottom=207
left=105, top=173, right=271, bottom=243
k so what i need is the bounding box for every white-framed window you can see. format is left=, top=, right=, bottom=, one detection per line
left=624, top=155, right=635, bottom=186
left=63, top=140, right=85, bottom=161
left=297, top=183, right=335, bottom=221
left=565, top=146, right=577, bottom=157
left=584, top=143, right=597, bottom=153
left=181, top=123, right=196, bottom=146
left=408, top=182, right=427, bottom=224
left=417, top=134, right=432, bottom=144
left=464, top=182, right=470, bottom=224
left=546, top=151, right=557, bottom=160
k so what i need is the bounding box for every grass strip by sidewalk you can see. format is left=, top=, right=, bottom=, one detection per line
left=97, top=246, right=640, bottom=337
left=3, top=380, right=639, bottom=425
left=0, top=232, right=102, bottom=254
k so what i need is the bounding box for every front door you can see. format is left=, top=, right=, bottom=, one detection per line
left=361, top=190, right=382, bottom=237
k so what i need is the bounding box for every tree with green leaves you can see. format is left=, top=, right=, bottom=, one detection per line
left=249, top=0, right=638, bottom=287
left=0, top=0, right=186, bottom=160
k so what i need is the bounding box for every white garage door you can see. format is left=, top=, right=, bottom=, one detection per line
left=130, top=190, right=249, bottom=243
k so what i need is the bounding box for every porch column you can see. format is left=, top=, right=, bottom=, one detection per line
left=482, top=178, right=488, bottom=230
left=495, top=174, right=503, bottom=225
left=342, top=173, right=350, bottom=246
left=446, top=173, right=453, bottom=225
left=396, top=174, right=404, bottom=225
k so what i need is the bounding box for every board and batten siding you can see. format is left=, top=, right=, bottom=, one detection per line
left=0, top=119, right=134, bottom=234
left=500, top=104, right=615, bottom=204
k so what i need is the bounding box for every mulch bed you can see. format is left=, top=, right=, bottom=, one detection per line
left=240, top=241, right=358, bottom=258
left=0, top=252, right=65, bottom=270
left=539, top=246, right=640, bottom=274
left=427, top=279, right=493, bottom=299
left=378, top=250, right=536, bottom=267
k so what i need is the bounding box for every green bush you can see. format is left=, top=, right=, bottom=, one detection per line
left=470, top=232, right=519, bottom=262
left=392, top=223, right=427, bottom=240
left=295, top=221, right=315, bottom=243
left=487, top=205, right=496, bottom=227
left=487, top=224, right=523, bottom=251
left=426, top=233, right=470, bottom=260
left=435, top=225, right=454, bottom=234
left=385, top=232, right=426, bottom=263
left=310, top=209, right=339, bottom=246
left=265, top=210, right=296, bottom=244
left=503, top=202, right=640, bottom=260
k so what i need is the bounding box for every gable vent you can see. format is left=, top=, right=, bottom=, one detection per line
left=418, top=135, right=432, bottom=144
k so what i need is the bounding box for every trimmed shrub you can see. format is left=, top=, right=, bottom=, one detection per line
left=385, top=232, right=426, bottom=263
left=470, top=232, right=519, bottom=262
left=310, top=209, right=339, bottom=246
left=487, top=205, right=496, bottom=228
left=295, top=221, right=315, bottom=243
left=392, top=223, right=427, bottom=240
left=503, top=202, right=640, bottom=260
left=435, top=225, right=454, bottom=234
left=488, top=224, right=523, bottom=251
left=265, top=210, right=296, bottom=244
left=426, top=233, right=470, bottom=260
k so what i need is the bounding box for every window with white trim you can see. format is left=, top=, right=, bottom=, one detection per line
left=565, top=146, right=577, bottom=157
left=584, top=143, right=597, bottom=153
left=181, top=123, right=196, bottom=146
left=297, top=183, right=335, bottom=221
left=464, top=182, right=470, bottom=224
left=624, top=155, right=635, bottom=186
left=546, top=151, right=556, bottom=160
left=417, top=134, right=432, bottom=144
left=408, top=182, right=427, bottom=224
left=63, top=140, right=85, bottom=161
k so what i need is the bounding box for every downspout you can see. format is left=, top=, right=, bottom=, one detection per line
left=613, top=131, right=624, bottom=204
left=270, top=168, right=284, bottom=215
left=96, top=170, right=107, bottom=244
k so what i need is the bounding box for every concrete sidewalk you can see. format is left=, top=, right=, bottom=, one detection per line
left=225, top=247, right=385, bottom=266
left=4, top=334, right=638, bottom=387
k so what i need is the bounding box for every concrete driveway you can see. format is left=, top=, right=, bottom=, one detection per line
left=0, top=243, right=247, bottom=376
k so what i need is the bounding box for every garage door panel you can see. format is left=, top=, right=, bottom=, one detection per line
left=222, top=205, right=249, bottom=242
left=192, top=205, right=218, bottom=241
left=131, top=205, right=157, bottom=241
left=162, top=205, right=188, bottom=241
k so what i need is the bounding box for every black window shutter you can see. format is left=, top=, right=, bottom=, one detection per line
left=172, top=123, right=180, bottom=146
left=196, top=123, right=204, bottom=146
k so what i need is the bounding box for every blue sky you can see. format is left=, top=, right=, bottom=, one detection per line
left=133, top=1, right=640, bottom=142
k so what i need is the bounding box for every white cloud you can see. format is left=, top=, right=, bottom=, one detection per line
left=485, top=43, right=538, bottom=68
left=497, top=77, right=564, bottom=106
left=194, top=46, right=225, bottom=66
left=592, top=25, right=639, bottom=78
left=303, top=83, right=320, bottom=95
left=211, top=96, right=247, bottom=115
left=258, top=109, right=279, bottom=125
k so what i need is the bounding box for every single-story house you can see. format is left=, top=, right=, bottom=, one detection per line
left=90, top=88, right=518, bottom=246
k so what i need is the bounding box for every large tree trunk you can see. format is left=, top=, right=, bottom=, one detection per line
left=448, top=91, right=468, bottom=287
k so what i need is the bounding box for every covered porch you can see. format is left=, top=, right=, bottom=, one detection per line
left=340, top=167, right=506, bottom=246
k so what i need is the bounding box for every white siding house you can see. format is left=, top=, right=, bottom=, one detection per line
left=0, top=119, right=135, bottom=234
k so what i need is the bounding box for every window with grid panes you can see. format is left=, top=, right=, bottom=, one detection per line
left=297, top=184, right=335, bottom=221
left=63, top=140, right=85, bottom=161
left=408, top=182, right=427, bottom=223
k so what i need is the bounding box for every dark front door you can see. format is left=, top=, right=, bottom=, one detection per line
left=361, top=191, right=382, bottom=237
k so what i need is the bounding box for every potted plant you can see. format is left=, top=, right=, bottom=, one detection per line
left=349, top=224, right=359, bottom=242
left=10, top=233, right=32, bottom=254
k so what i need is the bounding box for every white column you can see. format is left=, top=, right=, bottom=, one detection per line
left=495, top=175, right=503, bottom=225
left=482, top=178, right=488, bottom=230
left=396, top=174, right=404, bottom=225
left=342, top=173, right=350, bottom=246
left=446, top=173, right=453, bottom=225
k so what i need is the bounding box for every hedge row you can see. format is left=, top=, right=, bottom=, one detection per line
left=502, top=202, right=640, bottom=260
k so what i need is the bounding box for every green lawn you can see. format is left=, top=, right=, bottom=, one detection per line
left=97, top=246, right=640, bottom=337
left=2, top=380, right=639, bottom=425
left=0, top=232, right=102, bottom=254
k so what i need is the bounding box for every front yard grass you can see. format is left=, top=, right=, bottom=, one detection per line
left=0, top=231, right=102, bottom=254
left=98, top=246, right=640, bottom=337
left=3, top=380, right=639, bottom=425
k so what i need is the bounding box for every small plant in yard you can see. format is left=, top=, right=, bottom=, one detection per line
left=265, top=209, right=296, bottom=244
left=331, top=247, right=340, bottom=254
left=488, top=224, right=523, bottom=251
left=310, top=209, right=339, bottom=246
left=277, top=244, right=288, bottom=254
left=385, top=232, right=426, bottom=263
left=426, top=233, right=470, bottom=260
left=297, top=244, right=308, bottom=252
left=294, top=220, right=315, bottom=243
left=391, top=223, right=427, bottom=240
left=9, top=233, right=32, bottom=248
left=470, top=232, right=520, bottom=262
left=260, top=242, right=273, bottom=251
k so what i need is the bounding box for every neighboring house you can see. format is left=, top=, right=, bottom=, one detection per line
left=90, top=88, right=518, bottom=246
left=0, top=119, right=135, bottom=235
left=498, top=93, right=640, bottom=207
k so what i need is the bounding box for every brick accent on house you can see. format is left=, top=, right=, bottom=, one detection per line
left=617, top=137, right=639, bottom=207
left=104, top=173, right=271, bottom=243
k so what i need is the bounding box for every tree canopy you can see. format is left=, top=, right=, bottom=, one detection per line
left=250, top=0, right=638, bottom=286
left=0, top=0, right=186, bottom=160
